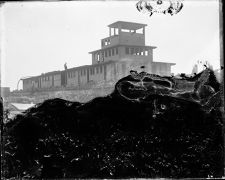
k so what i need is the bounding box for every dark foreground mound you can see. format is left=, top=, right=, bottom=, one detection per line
left=2, top=69, right=223, bottom=178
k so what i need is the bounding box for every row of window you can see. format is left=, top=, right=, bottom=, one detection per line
left=121, top=28, right=144, bottom=34
left=95, top=47, right=118, bottom=61
left=67, top=65, right=104, bottom=78
left=24, top=76, right=52, bottom=84
left=68, top=71, right=76, bottom=78
left=25, top=64, right=106, bottom=84
left=90, top=66, right=103, bottom=75
left=42, top=76, right=51, bottom=81
left=102, top=38, right=111, bottom=46
left=125, top=47, right=150, bottom=56
left=24, top=77, right=51, bottom=83
left=109, top=28, right=119, bottom=36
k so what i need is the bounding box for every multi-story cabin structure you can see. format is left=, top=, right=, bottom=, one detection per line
left=22, top=21, right=175, bottom=91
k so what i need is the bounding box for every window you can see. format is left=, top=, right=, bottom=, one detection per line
left=84, top=69, right=86, bottom=76
left=107, top=39, right=110, bottom=45
left=112, top=48, right=114, bottom=56
left=131, top=48, right=134, bottom=55
left=115, top=28, right=119, bottom=35
left=105, top=51, right=108, bottom=57
left=145, top=50, right=148, bottom=56
left=121, top=29, right=130, bottom=32
left=109, top=49, right=111, bottom=56
left=101, top=52, right=104, bottom=60
left=125, top=47, right=129, bottom=54
left=97, top=54, right=100, bottom=62
left=136, top=28, right=143, bottom=34
left=104, top=39, right=110, bottom=46
left=96, top=67, right=99, bottom=74
left=90, top=68, right=95, bottom=75
left=135, top=48, right=139, bottom=55
left=116, top=48, right=118, bottom=54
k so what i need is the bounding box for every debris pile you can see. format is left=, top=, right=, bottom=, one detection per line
left=2, top=68, right=223, bottom=178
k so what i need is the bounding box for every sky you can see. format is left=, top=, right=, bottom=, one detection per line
left=0, top=0, right=221, bottom=90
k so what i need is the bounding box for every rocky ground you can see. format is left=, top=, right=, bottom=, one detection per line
left=1, top=68, right=224, bottom=179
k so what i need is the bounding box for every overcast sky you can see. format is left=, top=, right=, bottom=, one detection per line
left=0, top=0, right=220, bottom=90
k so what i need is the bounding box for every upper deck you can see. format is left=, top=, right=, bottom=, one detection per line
left=101, top=21, right=147, bottom=49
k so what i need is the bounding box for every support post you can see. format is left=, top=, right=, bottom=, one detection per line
left=118, top=27, right=121, bottom=35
